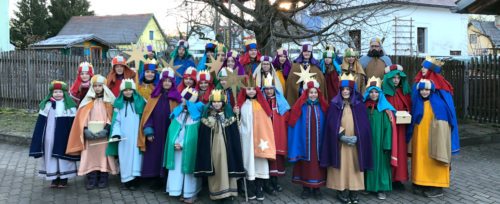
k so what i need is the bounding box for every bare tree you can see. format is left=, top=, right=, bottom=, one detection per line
left=180, top=0, right=404, bottom=53
left=167, top=1, right=218, bottom=40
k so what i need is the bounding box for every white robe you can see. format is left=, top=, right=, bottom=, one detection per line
left=111, top=103, right=143, bottom=183
left=166, top=111, right=201, bottom=198
left=239, top=99, right=270, bottom=180
left=38, top=100, right=77, bottom=180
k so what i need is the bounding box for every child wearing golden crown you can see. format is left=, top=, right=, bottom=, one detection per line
left=320, top=74, right=373, bottom=204
left=136, top=58, right=159, bottom=100
left=164, top=87, right=204, bottom=203
left=66, top=75, right=118, bottom=190
left=363, top=77, right=397, bottom=200
left=30, top=81, right=78, bottom=188
left=234, top=76, right=276, bottom=201
left=261, top=74, right=290, bottom=194
left=105, top=79, right=146, bottom=190
left=240, top=38, right=262, bottom=76
left=194, top=90, right=245, bottom=201
left=287, top=78, right=329, bottom=199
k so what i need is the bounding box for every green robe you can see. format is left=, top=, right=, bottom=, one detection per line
left=163, top=115, right=200, bottom=174
left=365, top=108, right=392, bottom=192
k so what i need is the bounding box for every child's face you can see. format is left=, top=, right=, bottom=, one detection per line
left=199, top=81, right=209, bottom=91
left=341, top=87, right=351, bottom=99
left=114, top=65, right=125, bottom=75
left=123, top=89, right=133, bottom=98
left=308, top=88, right=318, bottom=101
left=421, top=67, right=429, bottom=76
left=227, top=57, right=235, bottom=68
left=80, top=71, right=90, bottom=82
left=217, top=52, right=225, bottom=61
left=420, top=88, right=431, bottom=98
left=52, top=89, right=64, bottom=100
left=212, top=101, right=223, bottom=110
left=264, top=87, right=275, bottom=98
left=302, top=51, right=311, bottom=60
left=262, top=62, right=271, bottom=72
left=249, top=49, right=258, bottom=59
left=246, top=87, right=257, bottom=98
left=162, top=78, right=172, bottom=90
left=219, top=78, right=227, bottom=88
left=184, top=77, right=194, bottom=87
left=347, top=56, right=355, bottom=64
left=369, top=89, right=379, bottom=101
left=93, top=83, right=104, bottom=94
left=144, top=70, right=156, bottom=81
left=177, top=47, right=186, bottom=57
left=392, top=74, right=401, bottom=87
left=324, top=58, right=332, bottom=65
left=279, top=56, right=286, bottom=64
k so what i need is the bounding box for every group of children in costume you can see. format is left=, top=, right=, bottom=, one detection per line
left=29, top=38, right=459, bottom=203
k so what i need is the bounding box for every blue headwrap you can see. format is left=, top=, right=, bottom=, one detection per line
left=362, top=86, right=396, bottom=113
left=139, top=63, right=159, bottom=85
left=320, top=58, right=341, bottom=75
left=262, top=87, right=290, bottom=116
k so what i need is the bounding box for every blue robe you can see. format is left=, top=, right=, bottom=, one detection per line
left=174, top=57, right=196, bottom=85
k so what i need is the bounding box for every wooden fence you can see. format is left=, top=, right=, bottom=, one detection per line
left=0, top=50, right=499, bottom=123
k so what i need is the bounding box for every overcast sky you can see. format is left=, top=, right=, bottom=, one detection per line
left=8, top=0, right=185, bottom=35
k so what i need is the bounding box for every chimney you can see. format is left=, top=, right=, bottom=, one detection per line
left=496, top=16, right=500, bottom=29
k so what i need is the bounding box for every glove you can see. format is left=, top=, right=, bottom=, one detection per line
left=94, top=129, right=109, bottom=139
left=83, top=128, right=96, bottom=140
left=340, top=135, right=358, bottom=146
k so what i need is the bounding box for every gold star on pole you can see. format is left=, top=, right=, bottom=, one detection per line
left=123, top=43, right=147, bottom=68
left=293, top=65, right=317, bottom=84
left=160, top=58, right=182, bottom=78
left=222, top=68, right=246, bottom=103
left=205, top=55, right=224, bottom=74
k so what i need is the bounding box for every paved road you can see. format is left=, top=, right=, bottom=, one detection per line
left=0, top=142, right=499, bottom=204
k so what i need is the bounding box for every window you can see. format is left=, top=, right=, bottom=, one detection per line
left=450, top=50, right=461, bottom=56
left=469, top=34, right=477, bottom=44
left=349, top=30, right=361, bottom=51
left=71, top=47, right=84, bottom=56
left=149, top=31, right=154, bottom=40
left=417, top=27, right=427, bottom=53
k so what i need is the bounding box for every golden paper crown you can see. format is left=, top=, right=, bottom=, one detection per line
left=425, top=56, right=445, bottom=67
left=209, top=89, right=226, bottom=102
left=340, top=73, right=356, bottom=81
left=244, top=38, right=257, bottom=46
left=144, top=58, right=158, bottom=65
left=263, top=74, right=274, bottom=88
left=366, top=76, right=382, bottom=89
left=242, top=75, right=257, bottom=88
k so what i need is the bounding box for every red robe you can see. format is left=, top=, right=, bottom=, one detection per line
left=385, top=88, right=411, bottom=182
left=267, top=97, right=288, bottom=176
left=325, top=68, right=340, bottom=102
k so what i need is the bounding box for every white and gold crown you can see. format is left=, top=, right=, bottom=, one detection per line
left=209, top=89, right=226, bottom=102
left=181, top=87, right=199, bottom=102
left=263, top=74, right=274, bottom=88
left=425, top=56, right=445, bottom=67
left=366, top=76, right=382, bottom=89
left=197, top=70, right=212, bottom=82
left=340, top=73, right=356, bottom=81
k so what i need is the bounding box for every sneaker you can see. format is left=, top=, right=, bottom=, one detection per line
left=377, top=192, right=387, bottom=200
left=263, top=181, right=276, bottom=196
left=301, top=187, right=312, bottom=199
left=255, top=186, right=265, bottom=201
left=424, top=187, right=443, bottom=198
left=412, top=184, right=424, bottom=195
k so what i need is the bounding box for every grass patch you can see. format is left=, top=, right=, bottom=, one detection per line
left=0, top=108, right=38, bottom=137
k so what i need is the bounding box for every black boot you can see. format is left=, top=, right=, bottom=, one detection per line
left=412, top=183, right=424, bottom=195
left=270, top=176, right=283, bottom=192
left=255, top=179, right=265, bottom=201
left=312, top=188, right=322, bottom=199
left=424, top=187, right=443, bottom=198
left=392, top=181, right=405, bottom=190
left=149, top=178, right=164, bottom=191
left=350, top=190, right=359, bottom=204
left=301, top=187, right=312, bottom=199
left=124, top=180, right=136, bottom=191
left=237, top=179, right=246, bottom=197
left=97, top=172, right=109, bottom=188
left=50, top=178, right=60, bottom=188
left=246, top=180, right=256, bottom=200
left=86, top=172, right=98, bottom=190
left=337, top=190, right=350, bottom=203
left=58, top=178, right=68, bottom=188
left=263, top=179, right=276, bottom=196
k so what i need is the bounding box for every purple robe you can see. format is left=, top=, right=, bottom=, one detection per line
left=142, top=93, right=172, bottom=177
left=320, top=92, right=373, bottom=172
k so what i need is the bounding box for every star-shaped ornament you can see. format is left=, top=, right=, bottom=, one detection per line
left=258, top=139, right=269, bottom=151
left=222, top=68, right=246, bottom=103
left=123, top=43, right=147, bottom=68
left=161, top=58, right=182, bottom=78
left=205, top=55, right=224, bottom=74
left=293, top=65, right=317, bottom=84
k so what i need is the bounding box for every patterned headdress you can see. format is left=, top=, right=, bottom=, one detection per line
left=209, top=89, right=226, bottom=102
left=416, top=79, right=435, bottom=91
left=422, top=56, right=445, bottom=74
left=120, top=78, right=136, bottom=91
left=181, top=87, right=199, bottom=102
left=366, top=76, right=382, bottom=89
left=302, top=78, right=320, bottom=91
left=244, top=38, right=258, bottom=52
left=197, top=70, right=212, bottom=82
left=340, top=73, right=356, bottom=90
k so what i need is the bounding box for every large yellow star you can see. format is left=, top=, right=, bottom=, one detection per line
left=222, top=68, right=245, bottom=102
left=123, top=43, right=147, bottom=68
left=205, top=55, right=224, bottom=74
left=258, top=139, right=269, bottom=151
left=160, top=58, right=182, bottom=78
left=293, top=65, right=317, bottom=84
